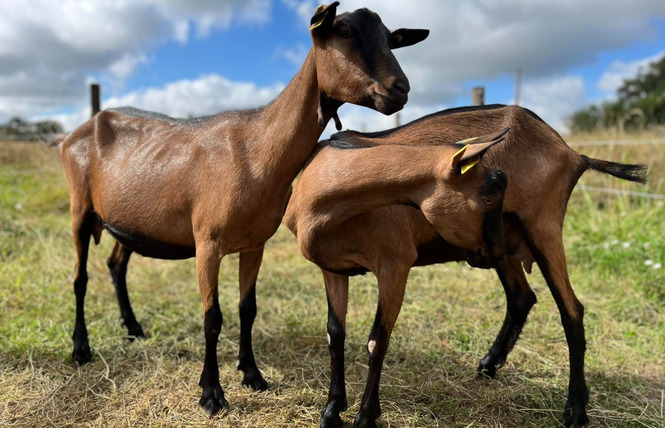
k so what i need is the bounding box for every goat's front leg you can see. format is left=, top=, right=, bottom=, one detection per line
left=354, top=267, right=410, bottom=428
left=195, top=240, right=228, bottom=417
left=237, top=247, right=268, bottom=391
left=320, top=270, right=349, bottom=428
left=478, top=256, right=536, bottom=378
left=529, top=229, right=589, bottom=427
left=107, top=241, right=145, bottom=339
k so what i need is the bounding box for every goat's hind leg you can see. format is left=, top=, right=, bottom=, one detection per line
left=320, top=271, right=349, bottom=428
left=107, top=241, right=145, bottom=339
left=237, top=247, right=268, bottom=391
left=71, top=210, right=96, bottom=365
left=477, top=256, right=536, bottom=378
left=530, top=230, right=589, bottom=427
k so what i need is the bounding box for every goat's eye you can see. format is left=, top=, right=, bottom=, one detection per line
left=483, top=197, right=495, bottom=205
left=338, top=26, right=352, bottom=38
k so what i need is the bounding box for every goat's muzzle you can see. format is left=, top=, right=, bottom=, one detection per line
left=370, top=78, right=410, bottom=115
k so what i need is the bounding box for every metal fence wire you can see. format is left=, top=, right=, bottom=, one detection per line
left=1, top=138, right=665, bottom=200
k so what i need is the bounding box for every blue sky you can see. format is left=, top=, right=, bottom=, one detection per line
left=2, top=0, right=665, bottom=135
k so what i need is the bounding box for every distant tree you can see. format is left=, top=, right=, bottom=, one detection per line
left=35, top=120, right=63, bottom=134
left=0, top=117, right=63, bottom=137
left=569, top=55, right=665, bottom=133
left=617, top=56, right=665, bottom=102
left=1, top=117, right=32, bottom=135
left=568, top=105, right=602, bottom=133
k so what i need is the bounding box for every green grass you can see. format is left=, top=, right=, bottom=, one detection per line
left=0, top=140, right=663, bottom=427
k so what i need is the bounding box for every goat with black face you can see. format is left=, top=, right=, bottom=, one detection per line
left=57, top=2, right=428, bottom=417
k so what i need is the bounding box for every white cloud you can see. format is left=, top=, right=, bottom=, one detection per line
left=336, top=0, right=665, bottom=106
left=281, top=0, right=318, bottom=25
left=516, top=75, right=586, bottom=132
left=53, top=74, right=285, bottom=131
left=110, top=53, right=149, bottom=81
left=277, top=43, right=310, bottom=67
left=0, top=0, right=273, bottom=124
left=322, top=103, right=445, bottom=140
left=3, top=0, right=665, bottom=134
left=598, top=51, right=665, bottom=95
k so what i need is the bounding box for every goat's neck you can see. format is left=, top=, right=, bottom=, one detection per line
left=310, top=146, right=444, bottom=227
left=245, top=50, right=328, bottom=184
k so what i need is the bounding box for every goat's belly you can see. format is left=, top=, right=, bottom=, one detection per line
left=102, top=221, right=196, bottom=260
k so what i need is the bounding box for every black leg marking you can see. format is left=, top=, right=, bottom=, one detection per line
left=354, top=307, right=388, bottom=428
left=321, top=299, right=347, bottom=428
left=198, top=304, right=228, bottom=417
left=529, top=239, right=589, bottom=427
left=107, top=243, right=145, bottom=339
left=478, top=276, right=536, bottom=377
left=478, top=258, right=537, bottom=378
left=237, top=286, right=268, bottom=391
left=72, top=212, right=95, bottom=365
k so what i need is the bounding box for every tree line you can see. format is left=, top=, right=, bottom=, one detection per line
left=0, top=117, right=63, bottom=138
left=569, top=55, right=665, bottom=133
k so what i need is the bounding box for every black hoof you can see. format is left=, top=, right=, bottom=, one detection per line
left=353, top=413, right=378, bottom=428
left=199, top=383, right=228, bottom=418
left=241, top=370, right=268, bottom=391
left=72, top=343, right=92, bottom=365
left=476, top=354, right=504, bottom=379
left=321, top=412, right=344, bottom=428
left=563, top=401, right=589, bottom=427
left=125, top=323, right=145, bottom=341
left=476, top=361, right=497, bottom=379
left=320, top=399, right=347, bottom=428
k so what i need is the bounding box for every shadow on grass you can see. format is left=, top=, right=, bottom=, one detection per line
left=2, top=317, right=662, bottom=427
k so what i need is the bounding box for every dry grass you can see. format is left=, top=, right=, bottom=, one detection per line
left=0, top=138, right=663, bottom=427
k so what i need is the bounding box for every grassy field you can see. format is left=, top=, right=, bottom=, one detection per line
left=0, top=137, right=663, bottom=427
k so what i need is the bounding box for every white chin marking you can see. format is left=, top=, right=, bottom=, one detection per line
left=368, top=339, right=376, bottom=354
left=327, top=333, right=331, bottom=345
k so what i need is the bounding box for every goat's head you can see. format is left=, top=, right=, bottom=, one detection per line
left=310, top=2, right=429, bottom=127
left=423, top=128, right=510, bottom=254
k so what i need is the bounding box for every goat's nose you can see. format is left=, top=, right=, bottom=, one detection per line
left=393, top=80, right=409, bottom=95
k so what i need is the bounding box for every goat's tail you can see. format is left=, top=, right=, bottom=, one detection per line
left=582, top=155, right=648, bottom=184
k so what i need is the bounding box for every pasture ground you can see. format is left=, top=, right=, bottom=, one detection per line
left=0, top=136, right=663, bottom=427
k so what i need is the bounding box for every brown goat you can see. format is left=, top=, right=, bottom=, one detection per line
left=284, top=104, right=648, bottom=428
left=285, top=129, right=511, bottom=428
left=57, top=2, right=429, bottom=416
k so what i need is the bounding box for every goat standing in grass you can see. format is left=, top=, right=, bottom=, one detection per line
left=57, top=2, right=428, bottom=416
left=285, top=129, right=511, bottom=428
left=285, top=105, right=647, bottom=428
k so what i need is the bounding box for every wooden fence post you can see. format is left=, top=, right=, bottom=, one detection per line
left=91, top=83, right=100, bottom=117
left=472, top=86, right=485, bottom=106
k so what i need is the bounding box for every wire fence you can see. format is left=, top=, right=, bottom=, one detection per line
left=569, top=138, right=665, bottom=147
left=0, top=134, right=49, bottom=141
left=2, top=138, right=665, bottom=200
left=576, top=185, right=665, bottom=200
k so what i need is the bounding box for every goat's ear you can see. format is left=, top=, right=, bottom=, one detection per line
left=450, top=127, right=509, bottom=174
left=310, top=2, right=339, bottom=38
left=389, top=28, right=430, bottom=49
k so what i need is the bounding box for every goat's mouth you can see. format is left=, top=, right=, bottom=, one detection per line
left=368, top=81, right=409, bottom=115
left=372, top=91, right=408, bottom=115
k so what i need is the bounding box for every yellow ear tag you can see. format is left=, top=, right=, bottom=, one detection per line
left=395, top=34, right=403, bottom=43
left=450, top=144, right=469, bottom=161
left=457, top=136, right=478, bottom=145
left=309, top=5, right=328, bottom=30
left=460, top=156, right=480, bottom=174
left=449, top=138, right=480, bottom=175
